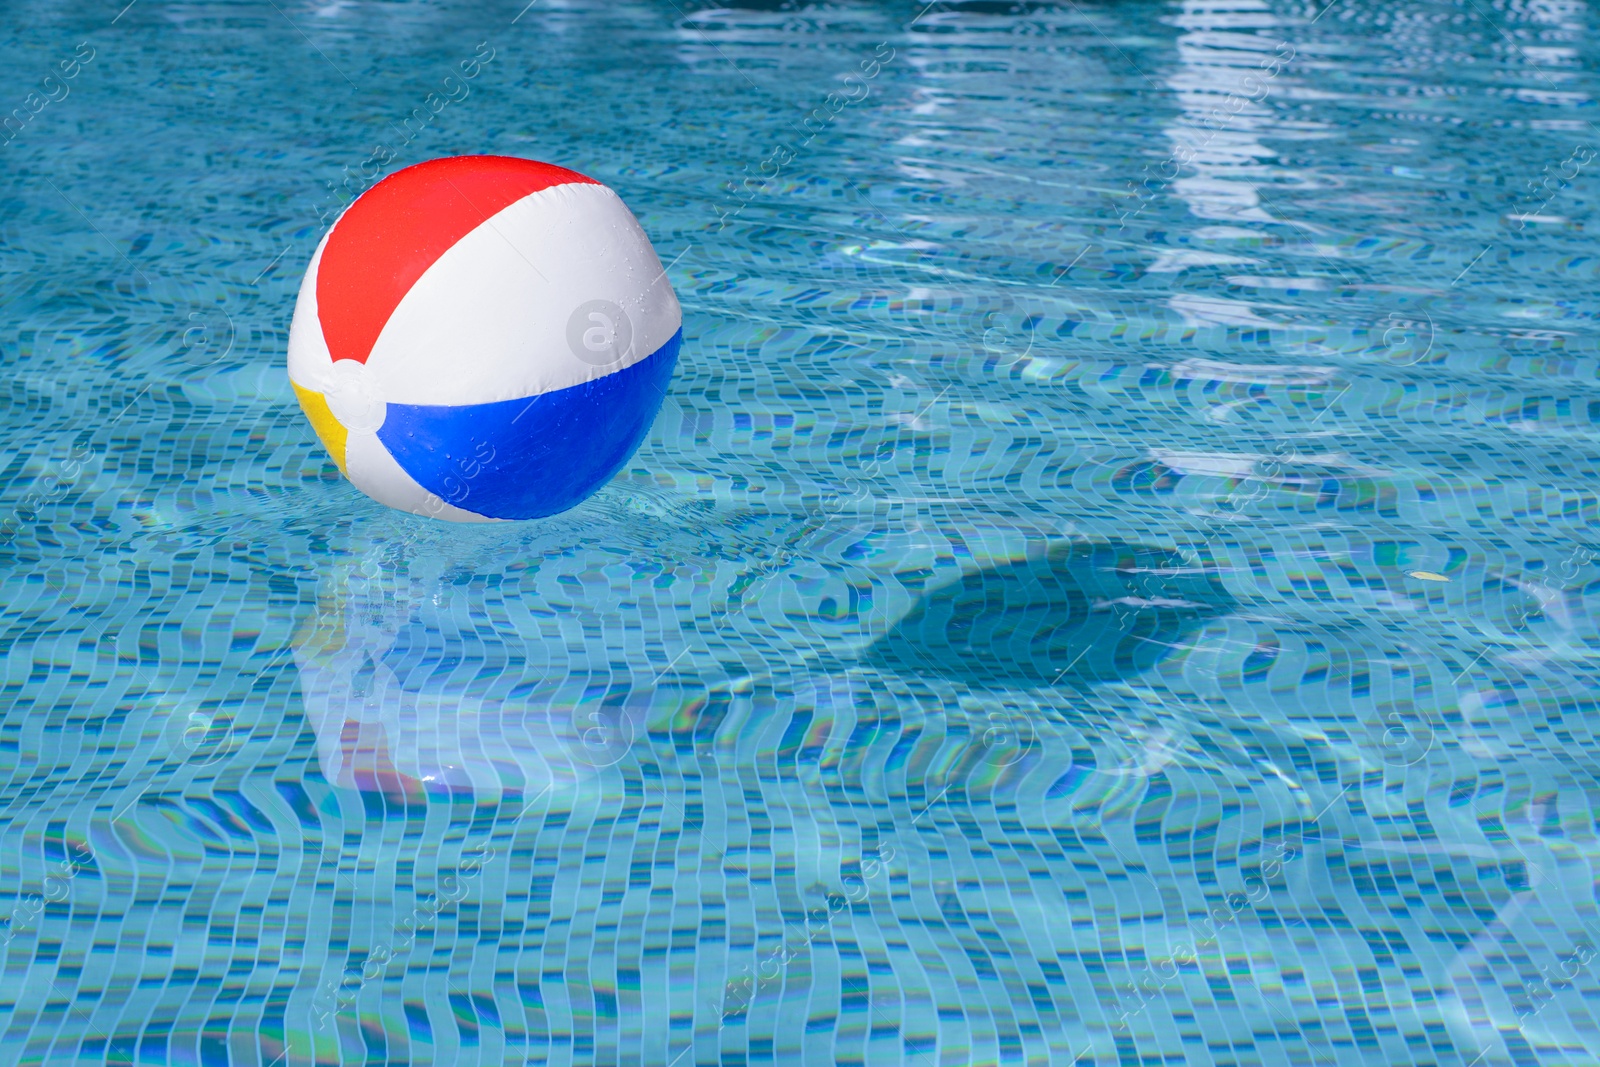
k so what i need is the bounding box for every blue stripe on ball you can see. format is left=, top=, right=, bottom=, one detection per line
left=377, top=329, right=681, bottom=520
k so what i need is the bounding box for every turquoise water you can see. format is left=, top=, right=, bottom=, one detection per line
left=3, top=0, right=1600, bottom=1063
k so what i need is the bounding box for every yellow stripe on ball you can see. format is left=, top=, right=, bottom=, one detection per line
left=292, top=382, right=349, bottom=474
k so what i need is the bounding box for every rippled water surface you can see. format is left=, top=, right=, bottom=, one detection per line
left=4, top=0, right=1600, bottom=1063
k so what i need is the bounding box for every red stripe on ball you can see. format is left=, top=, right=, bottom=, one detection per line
left=316, top=155, right=598, bottom=366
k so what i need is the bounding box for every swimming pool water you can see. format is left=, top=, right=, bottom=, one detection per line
left=3, top=0, right=1600, bottom=1063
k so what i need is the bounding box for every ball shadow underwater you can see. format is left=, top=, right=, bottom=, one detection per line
left=671, top=538, right=1241, bottom=753
left=287, top=540, right=1236, bottom=802
left=860, top=539, right=1238, bottom=691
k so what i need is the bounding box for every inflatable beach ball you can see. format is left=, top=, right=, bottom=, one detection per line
left=287, top=155, right=682, bottom=522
